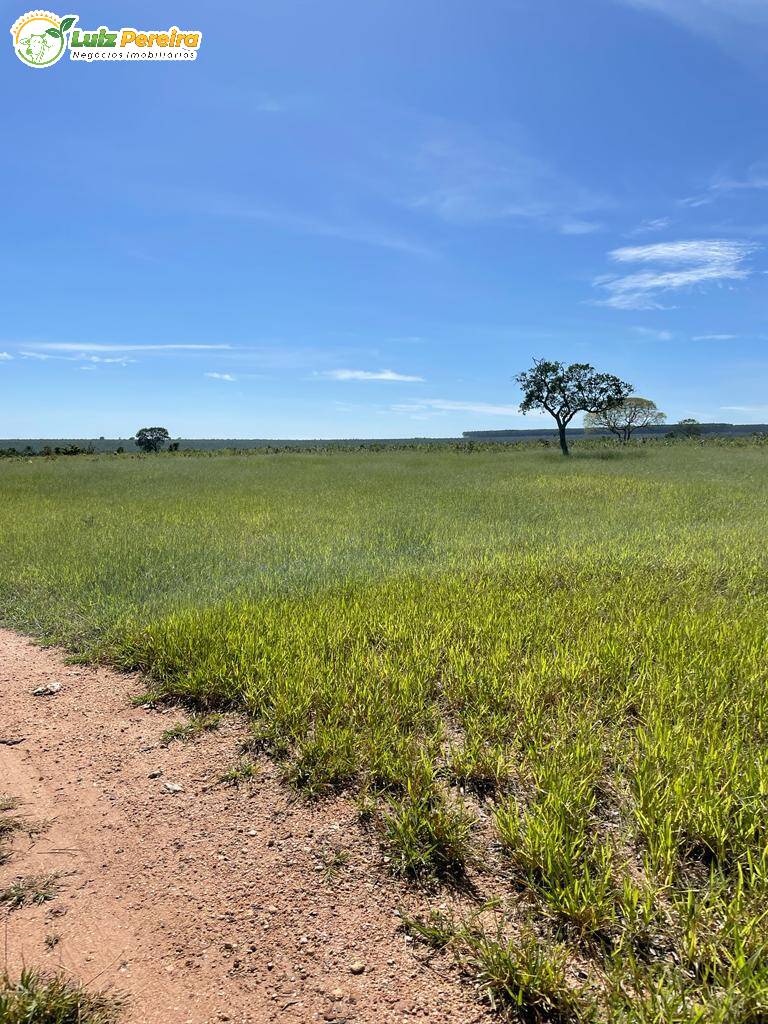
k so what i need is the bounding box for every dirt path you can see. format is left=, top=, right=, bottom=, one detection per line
left=0, top=628, right=488, bottom=1024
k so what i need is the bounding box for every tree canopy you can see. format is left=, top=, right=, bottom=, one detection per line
left=134, top=427, right=170, bottom=453
left=584, top=397, right=666, bottom=443
left=515, top=359, right=633, bottom=455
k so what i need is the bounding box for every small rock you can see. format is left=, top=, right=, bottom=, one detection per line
left=148, top=769, right=163, bottom=779
left=163, top=782, right=183, bottom=794
left=349, top=961, right=365, bottom=975
left=32, top=681, right=61, bottom=697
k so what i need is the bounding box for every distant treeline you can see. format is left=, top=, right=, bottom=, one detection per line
left=463, top=422, right=768, bottom=440
left=3, top=423, right=767, bottom=456
left=1, top=427, right=768, bottom=460
left=0, top=436, right=458, bottom=455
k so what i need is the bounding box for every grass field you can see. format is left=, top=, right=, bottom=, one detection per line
left=2, top=442, right=768, bottom=1021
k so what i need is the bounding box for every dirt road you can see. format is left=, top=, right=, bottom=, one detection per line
left=0, top=628, right=488, bottom=1023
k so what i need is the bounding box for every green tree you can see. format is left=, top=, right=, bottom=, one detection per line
left=134, top=427, right=170, bottom=453
left=515, top=359, right=633, bottom=456
left=676, top=418, right=701, bottom=438
left=583, top=397, right=666, bottom=443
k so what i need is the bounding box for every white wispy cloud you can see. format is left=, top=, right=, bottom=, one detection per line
left=711, top=165, right=768, bottom=194
left=694, top=333, right=738, bottom=340
left=0, top=352, right=12, bottom=361
left=629, top=217, right=672, bottom=236
left=612, top=0, right=768, bottom=52
left=680, top=164, right=768, bottom=208
left=196, top=194, right=435, bottom=258
left=594, top=239, right=757, bottom=310
left=632, top=326, right=674, bottom=340
left=19, top=350, right=133, bottom=365
left=81, top=355, right=135, bottom=365
left=205, top=372, right=237, bottom=382
left=25, top=342, right=232, bottom=353
left=559, top=220, right=604, bottom=235
left=392, top=399, right=523, bottom=416
left=405, top=123, right=610, bottom=234
left=319, top=369, right=425, bottom=382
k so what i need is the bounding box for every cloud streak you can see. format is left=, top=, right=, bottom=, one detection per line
left=629, top=217, right=672, bottom=236
left=694, top=333, right=738, bottom=341
left=405, top=123, right=610, bottom=234
left=24, top=343, right=232, bottom=353
left=205, top=372, right=237, bottom=382
left=594, top=239, right=757, bottom=310
left=632, top=326, right=674, bottom=340
left=392, top=399, right=523, bottom=416
left=19, top=350, right=133, bottom=366
left=319, top=368, right=425, bottom=382
left=612, top=0, right=768, bottom=52
left=196, top=194, right=435, bottom=258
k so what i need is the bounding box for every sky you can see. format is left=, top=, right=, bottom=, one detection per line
left=2, top=0, right=768, bottom=438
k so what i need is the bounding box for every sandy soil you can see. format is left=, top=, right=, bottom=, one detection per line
left=0, top=628, right=490, bottom=1024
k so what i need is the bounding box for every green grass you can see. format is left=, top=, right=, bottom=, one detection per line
left=218, top=756, right=258, bottom=786
left=0, top=969, right=120, bottom=1023
left=2, top=441, right=768, bottom=1019
left=160, top=712, right=222, bottom=745
left=0, top=873, right=61, bottom=910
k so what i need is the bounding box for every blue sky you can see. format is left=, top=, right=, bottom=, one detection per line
left=3, top=0, right=768, bottom=438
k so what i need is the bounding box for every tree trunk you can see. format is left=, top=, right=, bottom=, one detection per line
left=557, top=421, right=569, bottom=456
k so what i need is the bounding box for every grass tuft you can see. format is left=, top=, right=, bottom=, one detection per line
left=219, top=757, right=257, bottom=786
left=0, top=873, right=61, bottom=910
left=0, top=968, right=121, bottom=1023
left=383, top=784, right=475, bottom=882
left=459, top=927, right=590, bottom=1022
left=160, top=713, right=222, bottom=746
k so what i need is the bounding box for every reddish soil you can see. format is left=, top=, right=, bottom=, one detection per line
left=0, top=628, right=490, bottom=1023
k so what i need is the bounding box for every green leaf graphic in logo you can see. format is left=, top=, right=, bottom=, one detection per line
left=13, top=12, right=75, bottom=67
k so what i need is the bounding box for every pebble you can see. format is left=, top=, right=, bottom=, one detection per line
left=349, top=962, right=365, bottom=975
left=32, top=681, right=61, bottom=697
left=163, top=782, right=184, bottom=794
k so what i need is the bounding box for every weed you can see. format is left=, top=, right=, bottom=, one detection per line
left=219, top=757, right=257, bottom=786
left=383, top=784, right=475, bottom=882
left=160, top=713, right=222, bottom=746
left=0, top=873, right=61, bottom=910
left=355, top=789, right=378, bottom=825
left=0, top=968, right=120, bottom=1023
left=399, top=909, right=458, bottom=949
left=0, top=816, right=24, bottom=840
left=459, top=926, right=591, bottom=1021
left=318, top=846, right=350, bottom=880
